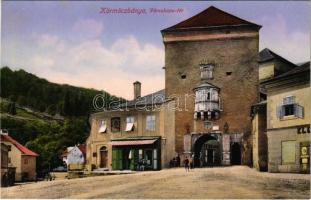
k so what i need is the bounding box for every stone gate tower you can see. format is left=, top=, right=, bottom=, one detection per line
left=161, top=6, right=261, bottom=166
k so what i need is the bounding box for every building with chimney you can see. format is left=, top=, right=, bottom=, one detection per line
left=86, top=84, right=176, bottom=170
left=87, top=6, right=264, bottom=170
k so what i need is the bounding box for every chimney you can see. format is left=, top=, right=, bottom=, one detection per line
left=133, top=81, right=141, bottom=99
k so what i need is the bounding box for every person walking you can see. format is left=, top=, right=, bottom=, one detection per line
left=176, top=154, right=181, bottom=167
left=190, top=153, right=195, bottom=169
left=184, top=157, right=190, bottom=172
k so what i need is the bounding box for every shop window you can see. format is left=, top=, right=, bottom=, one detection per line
left=200, top=64, right=214, bottom=80
left=125, top=116, right=134, bottom=132
left=282, top=141, right=296, bottom=164
left=146, top=115, right=156, bottom=131
left=111, top=117, right=121, bottom=132
left=98, top=120, right=107, bottom=133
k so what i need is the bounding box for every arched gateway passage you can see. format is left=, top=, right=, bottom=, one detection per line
left=194, top=134, right=221, bottom=167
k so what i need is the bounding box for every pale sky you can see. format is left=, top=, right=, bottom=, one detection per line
left=2, top=1, right=310, bottom=99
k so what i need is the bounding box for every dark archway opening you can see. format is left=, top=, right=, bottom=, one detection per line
left=231, top=143, right=241, bottom=165
left=194, top=134, right=220, bottom=167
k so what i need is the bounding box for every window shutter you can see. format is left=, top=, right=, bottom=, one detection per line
left=276, top=106, right=285, bottom=119
left=276, top=106, right=282, bottom=119
left=295, top=104, right=304, bottom=118
left=281, top=106, right=285, bottom=118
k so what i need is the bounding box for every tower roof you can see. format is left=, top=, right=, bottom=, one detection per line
left=162, top=6, right=261, bottom=32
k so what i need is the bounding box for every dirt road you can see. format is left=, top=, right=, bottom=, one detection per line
left=1, top=166, right=310, bottom=199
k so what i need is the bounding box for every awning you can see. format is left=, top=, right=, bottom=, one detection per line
left=110, top=139, right=157, bottom=146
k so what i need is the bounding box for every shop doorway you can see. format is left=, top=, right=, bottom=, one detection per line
left=122, top=149, right=131, bottom=170
left=231, top=143, right=241, bottom=165
left=100, top=146, right=108, bottom=168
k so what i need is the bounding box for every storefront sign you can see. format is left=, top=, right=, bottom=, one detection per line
left=300, top=142, right=310, bottom=173
left=212, top=125, right=219, bottom=131
left=297, top=125, right=310, bottom=134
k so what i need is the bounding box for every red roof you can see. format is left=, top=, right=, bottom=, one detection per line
left=110, top=139, right=157, bottom=146
left=162, top=6, right=261, bottom=31
left=77, top=144, right=86, bottom=155
left=1, top=134, right=39, bottom=156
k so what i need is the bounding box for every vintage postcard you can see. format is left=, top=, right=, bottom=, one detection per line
left=1, top=1, right=310, bottom=199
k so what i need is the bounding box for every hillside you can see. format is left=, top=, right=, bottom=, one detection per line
left=1, top=66, right=123, bottom=116
left=0, top=67, right=124, bottom=176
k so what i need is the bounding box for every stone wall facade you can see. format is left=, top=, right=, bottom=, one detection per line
left=21, top=156, right=36, bottom=181
left=252, top=105, right=268, bottom=171
left=86, top=101, right=176, bottom=170
left=162, top=27, right=260, bottom=165
left=267, top=126, right=309, bottom=173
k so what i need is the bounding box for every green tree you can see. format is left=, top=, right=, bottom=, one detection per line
left=8, top=102, right=16, bottom=115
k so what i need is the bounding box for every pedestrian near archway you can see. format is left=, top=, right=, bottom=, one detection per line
left=184, top=157, right=190, bottom=172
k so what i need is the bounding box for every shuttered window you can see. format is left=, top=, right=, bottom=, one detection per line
left=276, top=96, right=304, bottom=119
left=98, top=120, right=107, bottom=133
left=125, top=116, right=135, bottom=132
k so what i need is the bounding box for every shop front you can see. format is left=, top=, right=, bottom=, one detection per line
left=110, top=137, right=161, bottom=171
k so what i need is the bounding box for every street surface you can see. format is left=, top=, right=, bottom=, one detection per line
left=1, top=166, right=310, bottom=199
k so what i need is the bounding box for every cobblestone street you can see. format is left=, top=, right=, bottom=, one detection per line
left=1, top=166, right=310, bottom=199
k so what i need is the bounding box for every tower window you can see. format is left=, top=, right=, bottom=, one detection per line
left=226, top=72, right=232, bottom=76
left=200, top=64, right=214, bottom=80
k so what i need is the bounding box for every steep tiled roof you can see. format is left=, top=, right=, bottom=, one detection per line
left=1, top=134, right=38, bottom=156
left=77, top=144, right=86, bottom=155
left=272, top=61, right=310, bottom=79
left=162, top=6, right=261, bottom=32
left=120, top=89, right=165, bottom=108
left=258, top=48, right=275, bottom=63
left=258, top=48, right=297, bottom=67
left=261, top=61, right=310, bottom=84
